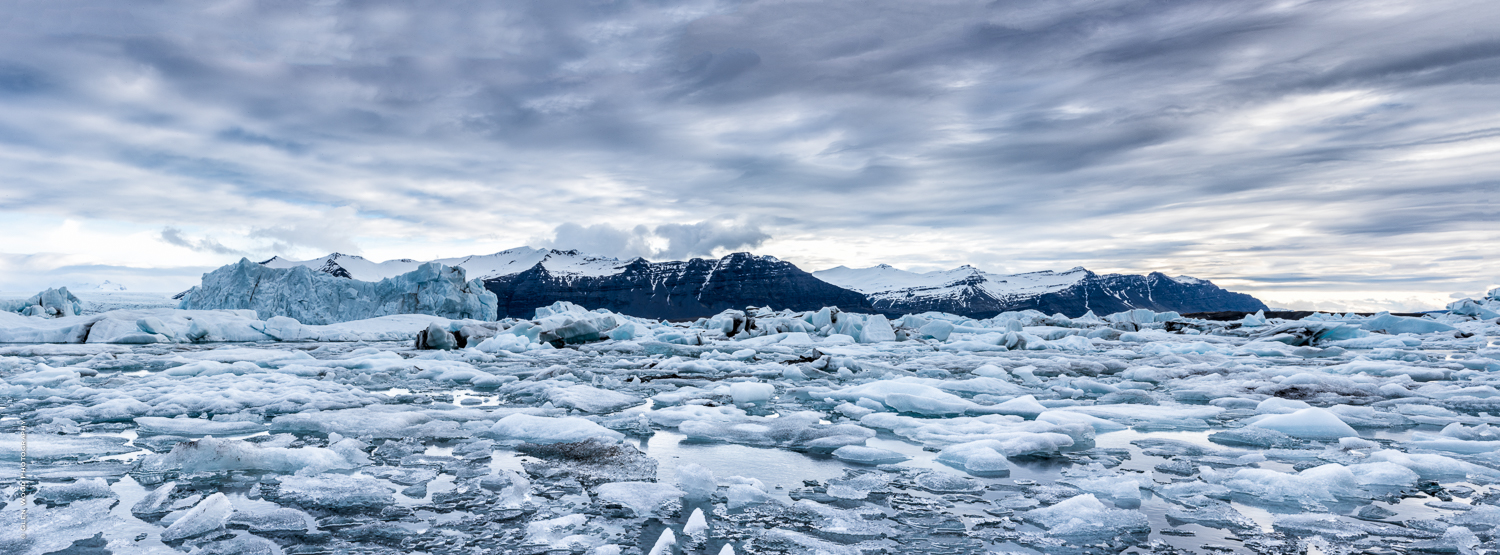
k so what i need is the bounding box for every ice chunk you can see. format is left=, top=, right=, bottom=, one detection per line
left=0, top=433, right=137, bottom=462
left=527, top=513, right=591, bottom=548
left=676, top=463, right=717, bottom=499
left=858, top=315, right=897, bottom=343
left=227, top=507, right=313, bottom=534
left=647, top=528, right=676, bottom=555
left=987, top=394, right=1047, bottom=419
left=679, top=411, right=873, bottom=451
left=1063, top=475, right=1144, bottom=508
left=1024, top=494, right=1149, bottom=538
left=133, top=482, right=178, bottom=519
left=161, top=492, right=233, bottom=542
left=34, top=478, right=114, bottom=506
left=729, top=382, right=775, bottom=407
left=936, top=441, right=1012, bottom=476
left=918, top=320, right=954, bottom=341
left=420, top=321, right=458, bottom=350
left=884, top=392, right=972, bottom=417
left=271, top=408, right=433, bottom=438
left=1359, top=313, right=1456, bottom=335
left=1366, top=450, right=1499, bottom=481
left=1248, top=408, right=1358, bottom=439
left=726, top=483, right=776, bottom=509
left=476, top=333, right=536, bottom=353
left=189, top=534, right=285, bottom=555
left=1345, top=462, right=1419, bottom=486
left=1106, top=309, right=1157, bottom=325
left=685, top=507, right=708, bottom=536
left=135, top=416, right=265, bottom=436
left=15, top=287, right=83, bottom=317
left=148, top=437, right=354, bottom=474
left=646, top=404, right=747, bottom=427
left=831, top=445, right=910, bottom=465
left=548, top=384, right=642, bottom=414
left=1209, top=464, right=1357, bottom=505
left=1255, top=397, right=1311, bottom=414
left=1209, top=426, right=1300, bottom=449
left=1037, top=411, right=1128, bottom=433
left=1448, top=298, right=1500, bottom=319
left=275, top=474, right=396, bottom=512
left=972, top=364, right=1010, bottom=379
left=488, top=414, right=625, bottom=444
left=594, top=482, right=683, bottom=517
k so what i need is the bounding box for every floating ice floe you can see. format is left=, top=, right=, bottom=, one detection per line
left=1, top=298, right=1498, bottom=554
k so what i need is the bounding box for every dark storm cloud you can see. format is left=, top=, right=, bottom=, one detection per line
left=0, top=0, right=1497, bottom=304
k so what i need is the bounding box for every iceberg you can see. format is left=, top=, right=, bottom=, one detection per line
left=178, top=259, right=498, bottom=324
left=13, top=287, right=83, bottom=318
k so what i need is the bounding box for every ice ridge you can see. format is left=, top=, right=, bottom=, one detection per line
left=177, top=258, right=498, bottom=325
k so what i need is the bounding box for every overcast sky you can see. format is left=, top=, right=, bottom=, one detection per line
left=1, top=0, right=1496, bottom=311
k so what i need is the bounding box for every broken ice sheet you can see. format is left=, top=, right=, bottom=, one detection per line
left=1, top=302, right=1499, bottom=553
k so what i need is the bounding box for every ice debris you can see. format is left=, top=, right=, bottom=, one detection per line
left=1, top=299, right=1498, bottom=554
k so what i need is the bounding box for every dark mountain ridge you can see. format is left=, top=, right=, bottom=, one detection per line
left=253, top=249, right=1268, bottom=320
left=482, top=252, right=873, bottom=319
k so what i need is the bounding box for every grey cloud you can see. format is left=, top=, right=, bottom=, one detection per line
left=0, top=252, right=214, bottom=292
left=160, top=227, right=247, bottom=256
left=544, top=220, right=770, bottom=261
left=653, top=220, right=771, bottom=260
left=0, top=61, right=51, bottom=95
left=247, top=207, right=363, bottom=257
left=547, top=223, right=655, bottom=261
left=0, top=0, right=1497, bottom=308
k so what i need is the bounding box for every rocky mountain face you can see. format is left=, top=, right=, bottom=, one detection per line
left=249, top=249, right=1267, bottom=320
left=988, top=272, right=1267, bottom=318
left=482, top=252, right=874, bottom=320
left=817, top=266, right=1267, bottom=319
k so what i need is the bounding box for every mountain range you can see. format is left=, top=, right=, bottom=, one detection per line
left=260, top=248, right=1267, bottom=319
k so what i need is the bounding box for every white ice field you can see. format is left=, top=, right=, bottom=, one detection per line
left=3, top=294, right=1500, bottom=555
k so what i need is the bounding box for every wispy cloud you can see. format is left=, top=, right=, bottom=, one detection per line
left=0, top=0, right=1495, bottom=307
left=159, top=227, right=247, bottom=256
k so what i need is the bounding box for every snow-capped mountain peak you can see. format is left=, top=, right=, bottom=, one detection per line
left=260, top=248, right=634, bottom=282
left=812, top=263, right=1262, bottom=317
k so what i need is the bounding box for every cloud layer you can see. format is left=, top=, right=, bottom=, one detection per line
left=542, top=220, right=770, bottom=260
left=0, top=0, right=1496, bottom=307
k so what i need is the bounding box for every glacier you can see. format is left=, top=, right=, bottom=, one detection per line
left=0, top=289, right=1496, bottom=554
left=177, top=258, right=498, bottom=325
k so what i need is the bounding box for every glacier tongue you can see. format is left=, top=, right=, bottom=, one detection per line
left=178, top=258, right=498, bottom=324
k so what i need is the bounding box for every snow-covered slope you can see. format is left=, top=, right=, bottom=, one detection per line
left=814, top=264, right=1266, bottom=317
left=262, top=248, right=630, bottom=282
left=815, top=265, right=1090, bottom=299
